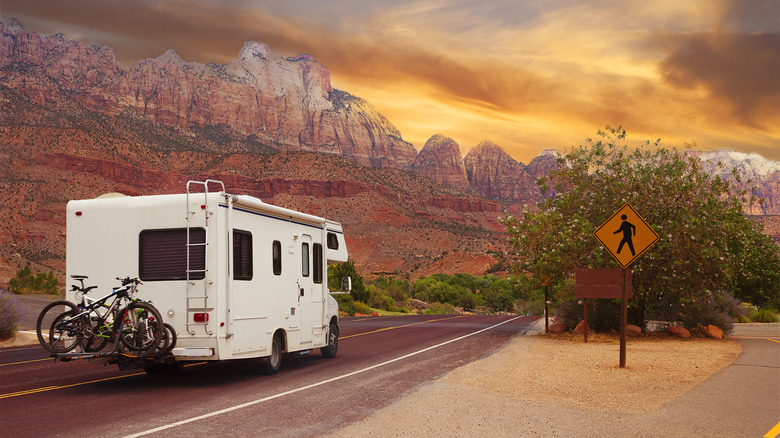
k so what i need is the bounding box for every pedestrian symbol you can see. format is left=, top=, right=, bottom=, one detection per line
left=594, top=203, right=658, bottom=268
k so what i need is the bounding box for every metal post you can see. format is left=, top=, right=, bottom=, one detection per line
left=544, top=285, right=549, bottom=333
left=583, top=298, right=588, bottom=343
left=620, top=267, right=628, bottom=368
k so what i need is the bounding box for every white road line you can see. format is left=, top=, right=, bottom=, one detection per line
left=125, top=316, right=522, bottom=438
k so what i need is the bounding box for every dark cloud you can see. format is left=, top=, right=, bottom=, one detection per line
left=660, top=32, right=780, bottom=130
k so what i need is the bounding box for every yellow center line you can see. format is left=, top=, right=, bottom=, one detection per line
left=0, top=357, right=52, bottom=367
left=766, top=338, right=780, bottom=345
left=341, top=315, right=467, bottom=340
left=765, top=420, right=780, bottom=438
left=0, top=362, right=207, bottom=400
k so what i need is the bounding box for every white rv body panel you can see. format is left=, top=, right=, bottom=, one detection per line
left=65, top=189, right=348, bottom=363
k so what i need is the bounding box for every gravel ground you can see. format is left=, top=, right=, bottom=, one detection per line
left=329, top=334, right=741, bottom=437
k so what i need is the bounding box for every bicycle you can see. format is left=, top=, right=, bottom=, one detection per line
left=36, top=276, right=166, bottom=358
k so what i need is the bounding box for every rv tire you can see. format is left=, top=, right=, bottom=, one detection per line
left=320, top=322, right=339, bottom=359
left=261, top=333, right=283, bottom=375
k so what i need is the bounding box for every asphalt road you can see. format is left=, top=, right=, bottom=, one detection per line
left=0, top=314, right=540, bottom=437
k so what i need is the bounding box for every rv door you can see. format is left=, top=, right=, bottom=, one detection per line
left=297, top=234, right=313, bottom=344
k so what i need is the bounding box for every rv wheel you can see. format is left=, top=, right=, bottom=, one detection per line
left=261, top=334, right=283, bottom=375
left=320, top=322, right=339, bottom=359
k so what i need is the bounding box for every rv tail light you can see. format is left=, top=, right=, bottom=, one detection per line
left=75, top=211, right=83, bottom=216
left=193, top=312, right=209, bottom=323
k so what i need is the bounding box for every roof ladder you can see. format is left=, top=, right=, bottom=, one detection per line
left=185, top=180, right=224, bottom=335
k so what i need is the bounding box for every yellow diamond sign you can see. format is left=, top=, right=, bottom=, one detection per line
left=594, top=203, right=659, bottom=268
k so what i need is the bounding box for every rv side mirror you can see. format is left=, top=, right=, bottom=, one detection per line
left=341, top=276, right=352, bottom=292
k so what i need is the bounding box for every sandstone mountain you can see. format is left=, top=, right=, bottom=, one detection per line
left=0, top=19, right=778, bottom=285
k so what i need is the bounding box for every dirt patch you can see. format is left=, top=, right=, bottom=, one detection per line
left=440, top=334, right=741, bottom=414
left=329, top=334, right=741, bottom=437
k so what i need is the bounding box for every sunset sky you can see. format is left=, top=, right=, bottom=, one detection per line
left=3, top=0, right=779, bottom=164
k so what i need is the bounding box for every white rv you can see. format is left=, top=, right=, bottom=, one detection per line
left=65, top=180, right=350, bottom=373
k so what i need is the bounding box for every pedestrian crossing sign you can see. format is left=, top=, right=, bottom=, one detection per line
left=593, top=203, right=659, bottom=268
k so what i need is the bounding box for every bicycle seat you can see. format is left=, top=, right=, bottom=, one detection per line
left=70, top=274, right=89, bottom=280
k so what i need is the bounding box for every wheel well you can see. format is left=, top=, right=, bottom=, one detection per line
left=274, top=329, right=287, bottom=353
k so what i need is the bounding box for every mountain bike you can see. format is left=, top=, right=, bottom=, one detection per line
left=36, top=276, right=165, bottom=358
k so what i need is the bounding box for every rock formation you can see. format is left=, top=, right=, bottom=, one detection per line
left=464, top=140, right=541, bottom=202
left=413, top=134, right=470, bottom=190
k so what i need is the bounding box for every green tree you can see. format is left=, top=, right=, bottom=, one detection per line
left=328, top=259, right=367, bottom=303
left=501, top=126, right=780, bottom=331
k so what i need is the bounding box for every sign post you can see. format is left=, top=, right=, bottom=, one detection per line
left=593, top=203, right=658, bottom=368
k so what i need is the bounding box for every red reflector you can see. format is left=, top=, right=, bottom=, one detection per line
left=201, top=204, right=206, bottom=209
left=193, top=312, right=209, bottom=323
left=75, top=211, right=83, bottom=216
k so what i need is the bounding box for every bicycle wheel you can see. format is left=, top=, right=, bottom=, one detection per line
left=115, top=302, right=164, bottom=358
left=36, top=300, right=79, bottom=353
left=48, top=310, right=84, bottom=353
left=155, top=323, right=177, bottom=357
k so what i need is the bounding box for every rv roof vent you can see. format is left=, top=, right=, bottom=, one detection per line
left=95, top=192, right=127, bottom=199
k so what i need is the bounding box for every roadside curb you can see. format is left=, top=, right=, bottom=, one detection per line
left=0, top=330, right=39, bottom=349
left=524, top=316, right=546, bottom=336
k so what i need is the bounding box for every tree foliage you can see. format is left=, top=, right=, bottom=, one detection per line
left=502, top=126, right=780, bottom=330
left=328, top=259, right=367, bottom=303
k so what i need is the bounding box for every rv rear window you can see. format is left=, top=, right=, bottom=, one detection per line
left=313, top=243, right=323, bottom=284
left=233, top=230, right=253, bottom=281
left=139, top=228, right=206, bottom=281
left=302, top=242, right=310, bottom=277
left=327, top=232, right=339, bottom=250
left=272, top=241, right=282, bottom=276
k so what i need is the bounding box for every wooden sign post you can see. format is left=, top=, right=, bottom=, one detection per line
left=592, top=203, right=658, bottom=368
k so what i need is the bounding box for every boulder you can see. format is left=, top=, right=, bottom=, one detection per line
left=667, top=325, right=691, bottom=338
left=669, top=325, right=692, bottom=338
left=702, top=324, right=723, bottom=339
left=573, top=321, right=594, bottom=334
left=626, top=324, right=642, bottom=336
left=548, top=322, right=567, bottom=333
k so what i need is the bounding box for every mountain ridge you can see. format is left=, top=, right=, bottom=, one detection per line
left=0, top=19, right=777, bottom=285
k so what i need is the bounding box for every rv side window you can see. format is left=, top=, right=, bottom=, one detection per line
left=233, top=230, right=253, bottom=281
left=139, top=228, right=206, bottom=281
left=327, top=232, right=339, bottom=250
left=272, top=241, right=282, bottom=276
left=313, top=243, right=323, bottom=284
left=302, top=242, right=310, bottom=277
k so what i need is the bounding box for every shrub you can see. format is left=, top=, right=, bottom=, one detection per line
left=0, top=289, right=26, bottom=338
left=334, top=294, right=356, bottom=316
left=353, top=300, right=372, bottom=315
left=424, top=302, right=457, bottom=315
left=675, top=291, right=738, bottom=335
left=733, top=314, right=751, bottom=323
left=9, top=264, right=59, bottom=295
left=750, top=309, right=780, bottom=323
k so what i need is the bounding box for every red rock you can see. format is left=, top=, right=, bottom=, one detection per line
left=371, top=311, right=379, bottom=317
left=626, top=324, right=642, bottom=336
left=702, top=324, right=723, bottom=339
left=414, top=134, right=470, bottom=190
left=667, top=325, right=691, bottom=338
left=573, top=321, right=592, bottom=334
left=464, top=141, right=541, bottom=202
left=548, top=322, right=567, bottom=333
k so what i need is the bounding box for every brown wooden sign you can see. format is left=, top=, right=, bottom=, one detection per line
left=575, top=268, right=632, bottom=299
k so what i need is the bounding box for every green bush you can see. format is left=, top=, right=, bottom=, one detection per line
left=0, top=289, right=26, bottom=338
left=9, top=264, right=59, bottom=295
left=354, top=300, right=372, bottom=315
left=424, top=302, right=457, bottom=315
left=750, top=309, right=780, bottom=323
left=733, top=314, right=751, bottom=323
left=333, top=294, right=357, bottom=316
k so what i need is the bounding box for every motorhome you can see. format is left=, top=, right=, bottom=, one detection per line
left=65, top=180, right=350, bottom=373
